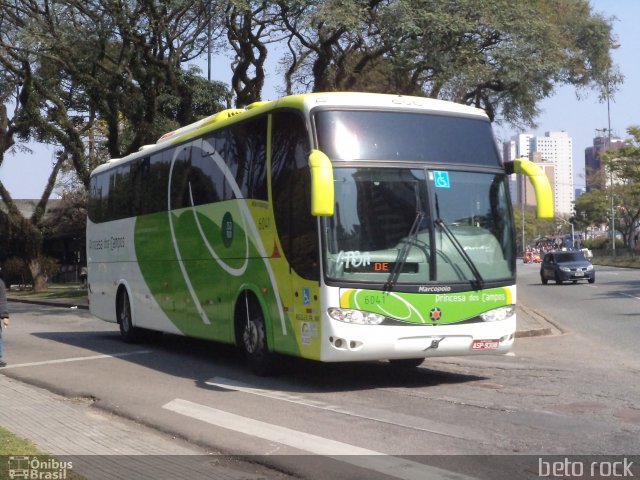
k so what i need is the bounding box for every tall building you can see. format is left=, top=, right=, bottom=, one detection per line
left=584, top=131, right=625, bottom=190
left=523, top=152, right=555, bottom=211
left=502, top=134, right=533, bottom=203
left=531, top=131, right=574, bottom=216
left=503, top=132, right=569, bottom=216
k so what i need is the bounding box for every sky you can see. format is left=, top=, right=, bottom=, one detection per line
left=1, top=0, right=638, bottom=199
left=497, top=0, right=640, bottom=191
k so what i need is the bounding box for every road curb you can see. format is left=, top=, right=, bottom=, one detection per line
left=516, top=304, right=564, bottom=338
left=7, top=297, right=89, bottom=310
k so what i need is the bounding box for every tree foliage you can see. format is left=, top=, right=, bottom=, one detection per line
left=603, top=127, right=640, bottom=249
left=277, top=0, right=620, bottom=126
left=574, top=127, right=640, bottom=250
left=513, top=205, right=557, bottom=252
left=0, top=0, right=230, bottom=290
left=225, top=1, right=280, bottom=107
left=0, top=0, right=624, bottom=287
left=1, top=0, right=621, bottom=175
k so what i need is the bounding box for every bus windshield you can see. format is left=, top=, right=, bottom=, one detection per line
left=322, top=167, right=515, bottom=285
left=314, top=110, right=501, bottom=166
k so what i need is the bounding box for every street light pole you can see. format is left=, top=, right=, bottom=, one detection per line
left=559, top=218, right=575, bottom=249
left=571, top=222, right=575, bottom=249
left=606, top=78, right=616, bottom=256
left=611, top=171, right=615, bottom=255
left=207, top=1, right=212, bottom=82
left=521, top=173, right=525, bottom=254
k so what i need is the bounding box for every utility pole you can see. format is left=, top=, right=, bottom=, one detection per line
left=607, top=80, right=615, bottom=256
left=207, top=1, right=212, bottom=82
left=521, top=173, right=525, bottom=254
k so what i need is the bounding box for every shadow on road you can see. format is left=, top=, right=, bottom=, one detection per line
left=29, top=329, right=487, bottom=395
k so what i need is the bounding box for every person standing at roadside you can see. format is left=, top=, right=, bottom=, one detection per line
left=0, top=273, right=10, bottom=368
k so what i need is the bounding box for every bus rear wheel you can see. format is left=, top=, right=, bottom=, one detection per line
left=117, top=289, right=141, bottom=343
left=237, top=293, right=276, bottom=376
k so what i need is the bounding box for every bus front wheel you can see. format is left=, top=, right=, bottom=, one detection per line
left=237, top=293, right=276, bottom=376
left=117, top=288, right=141, bottom=343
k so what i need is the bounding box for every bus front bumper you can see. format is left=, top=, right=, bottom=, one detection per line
left=319, top=316, right=516, bottom=362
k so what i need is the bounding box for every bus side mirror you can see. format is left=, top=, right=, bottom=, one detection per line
left=308, top=149, right=334, bottom=216
left=505, top=158, right=554, bottom=219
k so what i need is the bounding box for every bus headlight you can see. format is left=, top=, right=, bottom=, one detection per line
left=480, top=305, right=515, bottom=322
left=328, top=308, right=385, bottom=325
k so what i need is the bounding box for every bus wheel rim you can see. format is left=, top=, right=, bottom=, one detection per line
left=243, top=322, right=258, bottom=353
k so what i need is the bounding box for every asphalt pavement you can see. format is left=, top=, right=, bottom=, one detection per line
left=0, top=295, right=559, bottom=479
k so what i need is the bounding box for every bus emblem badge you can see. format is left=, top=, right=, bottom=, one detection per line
left=221, top=212, right=234, bottom=247
left=429, top=308, right=442, bottom=322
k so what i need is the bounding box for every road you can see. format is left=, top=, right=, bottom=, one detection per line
left=517, top=261, right=640, bottom=356
left=2, top=265, right=640, bottom=480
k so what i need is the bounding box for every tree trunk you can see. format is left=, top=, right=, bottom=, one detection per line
left=28, top=258, right=48, bottom=292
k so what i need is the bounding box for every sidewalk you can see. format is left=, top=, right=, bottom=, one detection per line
left=1, top=296, right=558, bottom=479
left=515, top=304, right=562, bottom=338
left=0, top=376, right=280, bottom=479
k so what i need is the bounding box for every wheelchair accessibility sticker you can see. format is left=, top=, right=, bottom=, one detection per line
left=433, top=171, right=450, bottom=188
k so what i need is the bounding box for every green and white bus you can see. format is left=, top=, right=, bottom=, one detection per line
left=87, top=92, right=552, bottom=373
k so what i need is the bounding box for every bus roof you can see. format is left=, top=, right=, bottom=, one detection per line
left=91, top=92, right=489, bottom=176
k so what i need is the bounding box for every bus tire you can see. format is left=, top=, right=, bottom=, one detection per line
left=389, top=358, right=424, bottom=368
left=117, top=288, right=141, bottom=344
left=236, top=293, right=276, bottom=376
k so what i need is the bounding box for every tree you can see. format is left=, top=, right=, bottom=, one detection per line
left=512, top=205, right=556, bottom=253
left=278, top=0, right=620, bottom=127
left=0, top=25, right=68, bottom=290
left=0, top=0, right=231, bottom=290
left=225, top=1, right=280, bottom=107
left=0, top=0, right=231, bottom=158
left=575, top=164, right=610, bottom=222
left=0, top=0, right=625, bottom=289
left=602, top=127, right=640, bottom=250
left=278, top=0, right=390, bottom=93
left=574, top=127, right=640, bottom=251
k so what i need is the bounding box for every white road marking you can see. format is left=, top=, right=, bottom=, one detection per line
left=3, top=350, right=152, bottom=369
left=205, top=377, right=470, bottom=439
left=163, top=398, right=476, bottom=480
left=619, top=292, right=640, bottom=301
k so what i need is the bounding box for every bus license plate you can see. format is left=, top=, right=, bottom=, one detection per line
left=471, top=339, right=499, bottom=350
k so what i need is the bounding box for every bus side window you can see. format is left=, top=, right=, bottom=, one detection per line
left=229, top=118, right=268, bottom=201
left=88, top=174, right=106, bottom=223
left=271, top=110, right=319, bottom=281
left=107, top=165, right=131, bottom=221
left=169, top=146, right=193, bottom=210
left=208, top=130, right=232, bottom=201
left=131, top=157, right=150, bottom=216
left=190, top=142, right=221, bottom=206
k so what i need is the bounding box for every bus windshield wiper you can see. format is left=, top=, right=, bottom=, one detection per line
left=435, top=218, right=484, bottom=289
left=385, top=186, right=424, bottom=292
